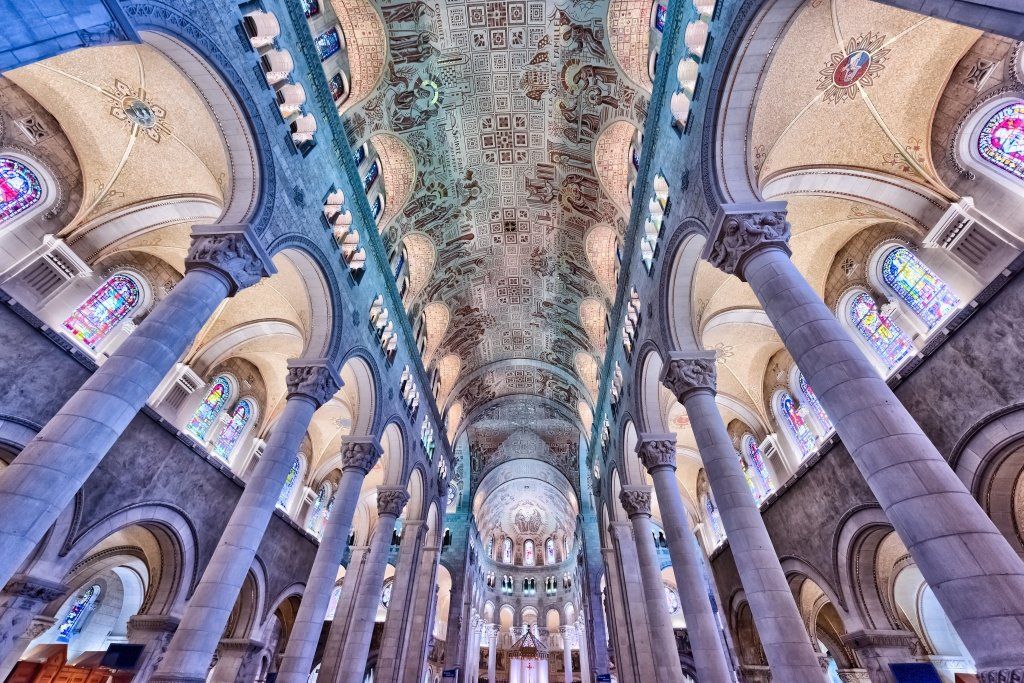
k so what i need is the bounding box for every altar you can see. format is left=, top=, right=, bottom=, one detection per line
left=508, top=630, right=549, bottom=683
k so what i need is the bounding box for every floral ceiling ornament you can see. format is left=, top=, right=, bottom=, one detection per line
left=105, top=80, right=171, bottom=142
left=817, top=32, right=890, bottom=105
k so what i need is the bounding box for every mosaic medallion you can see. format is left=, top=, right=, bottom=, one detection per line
left=105, top=80, right=170, bottom=142
left=818, top=33, right=889, bottom=104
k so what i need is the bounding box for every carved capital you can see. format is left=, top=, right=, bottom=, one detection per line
left=978, top=670, right=1024, bottom=683
left=704, top=202, right=792, bottom=279
left=377, top=486, right=410, bottom=517
left=286, top=360, right=342, bottom=408
left=636, top=433, right=677, bottom=473
left=185, top=224, right=275, bottom=295
left=660, top=351, right=717, bottom=403
left=340, top=436, right=382, bottom=474
left=618, top=485, right=652, bottom=518
left=3, top=574, right=68, bottom=603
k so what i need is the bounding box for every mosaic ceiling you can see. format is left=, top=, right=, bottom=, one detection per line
left=348, top=0, right=648, bottom=426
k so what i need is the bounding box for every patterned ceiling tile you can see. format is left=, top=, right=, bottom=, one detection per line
left=607, top=0, right=654, bottom=90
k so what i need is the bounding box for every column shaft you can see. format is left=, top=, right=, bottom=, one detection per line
left=739, top=231, right=1024, bottom=674
left=0, top=267, right=230, bottom=586
left=402, top=544, right=441, bottom=683
left=376, top=523, right=425, bottom=683
left=561, top=628, right=573, bottom=683
left=486, top=629, right=497, bottom=683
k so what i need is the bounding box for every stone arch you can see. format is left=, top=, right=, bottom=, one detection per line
left=267, top=241, right=343, bottom=359
left=224, top=566, right=266, bottom=640
left=618, top=418, right=647, bottom=486
left=659, top=223, right=705, bottom=352
left=368, top=132, right=416, bottom=231
left=405, top=465, right=427, bottom=522
left=594, top=119, right=641, bottom=215
left=338, top=350, right=381, bottom=438
left=833, top=505, right=903, bottom=631
left=634, top=343, right=669, bottom=434
left=379, top=419, right=409, bottom=488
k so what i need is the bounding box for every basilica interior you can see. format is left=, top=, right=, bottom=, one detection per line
left=0, top=0, right=1022, bottom=682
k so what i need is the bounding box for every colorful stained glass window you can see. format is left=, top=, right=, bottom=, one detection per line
left=545, top=537, right=556, bottom=564
left=653, top=0, right=668, bottom=31
left=63, top=273, right=141, bottom=349
left=978, top=101, right=1024, bottom=180
left=278, top=454, right=302, bottom=509
left=798, top=374, right=832, bottom=432
left=777, top=391, right=817, bottom=456
left=487, top=536, right=495, bottom=558
left=849, top=291, right=914, bottom=368
left=524, top=539, right=535, bottom=566
left=212, top=399, right=253, bottom=460
left=0, top=157, right=42, bottom=225
left=301, top=0, right=320, bottom=18
left=328, top=72, right=345, bottom=102
left=186, top=376, right=232, bottom=441
left=881, top=247, right=959, bottom=329
left=315, top=28, right=341, bottom=61
left=307, top=483, right=333, bottom=539
left=665, top=585, right=681, bottom=614
left=743, top=434, right=773, bottom=496
left=704, top=493, right=724, bottom=544
left=56, top=585, right=100, bottom=643
left=372, top=195, right=383, bottom=221
left=502, top=537, right=513, bottom=564
left=739, top=455, right=761, bottom=503
left=362, top=160, right=380, bottom=192
left=353, top=144, right=367, bottom=167
left=325, top=585, right=343, bottom=620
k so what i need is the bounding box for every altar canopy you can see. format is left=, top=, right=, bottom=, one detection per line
left=508, top=630, right=550, bottom=683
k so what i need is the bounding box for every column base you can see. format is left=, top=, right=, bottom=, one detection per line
left=976, top=668, right=1024, bottom=683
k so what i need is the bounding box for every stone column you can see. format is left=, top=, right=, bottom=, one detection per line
left=403, top=540, right=443, bottom=683
left=468, top=617, right=482, bottom=683
left=577, top=619, right=591, bottom=683
left=0, top=574, right=66, bottom=677
left=619, top=486, right=685, bottom=683
left=662, top=354, right=825, bottom=682
left=275, top=436, right=382, bottom=683
left=376, top=521, right=427, bottom=682
left=637, top=434, right=733, bottom=683
left=153, top=360, right=340, bottom=682
left=705, top=202, right=1024, bottom=679
left=208, top=638, right=265, bottom=682
left=0, top=225, right=274, bottom=588
left=560, top=626, right=574, bottom=683
left=486, top=624, right=498, bottom=683
left=335, top=486, right=409, bottom=681
left=128, top=614, right=182, bottom=681
left=607, top=521, right=658, bottom=682
left=840, top=629, right=922, bottom=683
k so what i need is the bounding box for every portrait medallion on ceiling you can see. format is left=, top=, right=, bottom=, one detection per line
left=818, top=33, right=890, bottom=104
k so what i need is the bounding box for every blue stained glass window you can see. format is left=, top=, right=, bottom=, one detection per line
left=362, top=160, right=380, bottom=192
left=704, top=493, right=724, bottom=544
left=849, top=291, right=913, bottom=368
left=798, top=373, right=832, bottom=432
left=653, top=0, right=668, bottom=32
left=743, top=435, right=773, bottom=496
left=881, top=247, right=959, bottom=329
left=631, top=145, right=640, bottom=170
left=301, top=0, right=320, bottom=18
left=0, top=157, right=42, bottom=225
left=328, top=72, right=345, bottom=102
left=307, top=483, right=333, bottom=539
left=315, top=28, right=341, bottom=61
left=212, top=399, right=253, bottom=460
left=545, top=538, right=555, bottom=564
left=278, top=454, right=301, bottom=509
left=187, top=376, right=232, bottom=441
left=63, top=273, right=141, bottom=348
left=372, top=196, right=383, bottom=221
left=778, top=391, right=817, bottom=456
left=978, top=101, right=1024, bottom=180
left=353, top=144, right=367, bottom=167
left=56, top=585, right=100, bottom=643
left=740, top=456, right=761, bottom=503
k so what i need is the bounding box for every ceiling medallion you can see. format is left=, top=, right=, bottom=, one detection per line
left=106, top=80, right=170, bottom=142
left=818, top=33, right=890, bottom=105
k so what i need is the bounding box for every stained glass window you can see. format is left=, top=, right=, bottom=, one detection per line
left=653, top=0, right=668, bottom=32
left=545, top=538, right=556, bottom=564
left=315, top=28, right=341, bottom=61
left=278, top=454, right=301, bottom=509
left=704, top=493, right=724, bottom=544
left=798, top=374, right=832, bottom=433
left=307, top=483, right=333, bottom=539
left=743, top=435, right=773, bottom=496
left=0, top=157, right=42, bottom=225
left=524, top=539, right=535, bottom=566
left=362, top=160, right=380, bottom=192
left=328, top=72, right=345, bottom=102
left=372, top=196, right=383, bottom=221
left=381, top=577, right=394, bottom=608
left=849, top=291, right=913, bottom=368
left=631, top=145, right=640, bottom=170
left=740, top=456, right=761, bottom=503
left=212, top=399, right=253, bottom=460
left=881, top=247, right=959, bottom=329
left=777, top=391, right=817, bottom=456
left=447, top=483, right=457, bottom=508
left=301, top=0, right=320, bottom=18
left=63, top=273, right=142, bottom=349
left=326, top=584, right=342, bottom=620
left=502, top=537, right=513, bottom=564
left=978, top=101, right=1024, bottom=180
left=186, top=376, right=232, bottom=441
left=665, top=585, right=681, bottom=614
left=487, top=536, right=495, bottom=558
left=353, top=144, right=367, bottom=167
left=56, top=585, right=100, bottom=643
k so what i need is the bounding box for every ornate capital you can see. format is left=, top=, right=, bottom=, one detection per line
left=340, top=436, right=382, bottom=474
left=978, top=670, right=1024, bottom=683
left=185, top=224, right=275, bottom=295
left=703, top=202, right=792, bottom=280
left=3, top=574, right=68, bottom=602
left=660, top=351, right=717, bottom=403
left=377, top=486, right=410, bottom=517
left=636, top=433, right=677, bottom=473
left=286, top=360, right=342, bottom=407
left=618, top=485, right=652, bottom=518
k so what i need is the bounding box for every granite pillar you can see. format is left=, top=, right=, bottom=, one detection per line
left=705, top=202, right=1024, bottom=679
left=560, top=626, right=574, bottom=683
left=486, top=624, right=498, bottom=683
left=0, top=225, right=274, bottom=588
left=0, top=574, right=66, bottom=677
left=376, top=521, right=426, bottom=683
left=153, top=361, right=340, bottom=682
left=637, top=434, right=733, bottom=683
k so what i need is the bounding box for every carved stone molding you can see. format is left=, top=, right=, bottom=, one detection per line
left=217, top=637, right=265, bottom=653
left=660, top=351, right=718, bottom=403
left=978, top=669, right=1024, bottom=683
left=636, top=433, right=677, bottom=473
left=340, top=436, right=382, bottom=474
left=3, top=574, right=68, bottom=603
left=836, top=671, right=871, bottom=683
left=377, top=486, right=410, bottom=517
left=619, top=485, right=652, bottom=518
left=840, top=629, right=918, bottom=651
left=185, top=224, right=274, bottom=295
left=703, top=202, right=792, bottom=279
left=286, top=360, right=342, bottom=407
